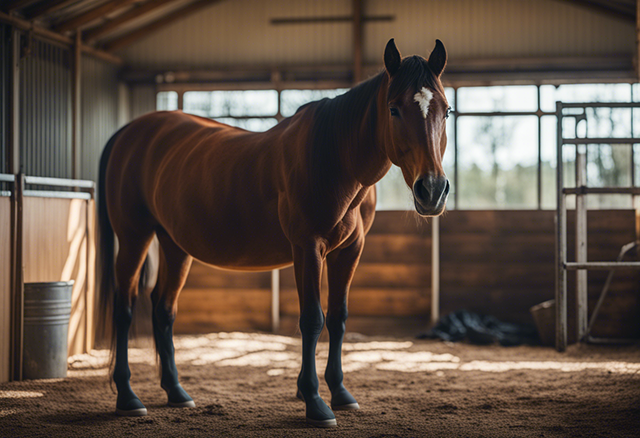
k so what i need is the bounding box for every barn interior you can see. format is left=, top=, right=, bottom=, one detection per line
left=1, top=1, right=639, bottom=437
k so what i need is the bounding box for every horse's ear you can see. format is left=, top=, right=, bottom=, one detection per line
left=384, top=38, right=402, bottom=77
left=428, top=39, right=447, bottom=77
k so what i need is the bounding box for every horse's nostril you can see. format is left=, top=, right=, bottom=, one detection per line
left=413, top=178, right=430, bottom=203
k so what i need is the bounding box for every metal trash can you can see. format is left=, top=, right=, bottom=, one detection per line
left=23, top=281, right=74, bottom=379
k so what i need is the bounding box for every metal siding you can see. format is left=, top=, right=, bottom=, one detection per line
left=119, top=0, right=352, bottom=68
left=118, top=0, right=635, bottom=69
left=1, top=24, right=9, bottom=175
left=365, top=0, right=635, bottom=63
left=81, top=56, right=119, bottom=182
left=130, top=84, right=156, bottom=119
left=19, top=38, right=72, bottom=179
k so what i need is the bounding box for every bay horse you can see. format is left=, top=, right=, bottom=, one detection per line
left=98, top=39, right=450, bottom=427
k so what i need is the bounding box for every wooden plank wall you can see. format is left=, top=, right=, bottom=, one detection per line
left=0, top=197, right=11, bottom=383
left=174, top=210, right=639, bottom=340
left=439, top=210, right=640, bottom=339
left=22, top=197, right=95, bottom=356
left=174, top=211, right=431, bottom=334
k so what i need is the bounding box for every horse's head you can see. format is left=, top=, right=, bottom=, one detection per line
left=383, top=39, right=450, bottom=217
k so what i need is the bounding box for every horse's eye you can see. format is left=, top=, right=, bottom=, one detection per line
left=445, top=107, right=452, bottom=119
left=390, top=107, right=400, bottom=117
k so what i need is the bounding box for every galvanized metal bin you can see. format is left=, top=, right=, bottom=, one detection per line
left=23, top=281, right=73, bottom=379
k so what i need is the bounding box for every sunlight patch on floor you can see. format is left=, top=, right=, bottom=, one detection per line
left=0, top=391, right=43, bottom=399
left=65, top=332, right=640, bottom=377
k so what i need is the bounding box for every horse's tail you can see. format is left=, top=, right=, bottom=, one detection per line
left=97, top=124, right=150, bottom=383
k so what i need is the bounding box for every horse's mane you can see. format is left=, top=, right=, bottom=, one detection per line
left=304, top=56, right=440, bottom=211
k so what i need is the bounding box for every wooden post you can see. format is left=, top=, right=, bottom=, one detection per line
left=352, top=0, right=363, bottom=84
left=72, top=31, right=81, bottom=180
left=431, top=216, right=439, bottom=325
left=555, top=102, right=567, bottom=352
left=271, top=269, right=280, bottom=333
left=11, top=174, right=24, bottom=381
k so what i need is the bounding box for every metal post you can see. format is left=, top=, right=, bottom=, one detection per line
left=555, top=102, right=567, bottom=352
left=72, top=31, right=81, bottom=179
left=11, top=173, right=24, bottom=381
left=271, top=269, right=280, bottom=333
left=575, top=147, right=588, bottom=340
left=431, top=216, right=440, bottom=325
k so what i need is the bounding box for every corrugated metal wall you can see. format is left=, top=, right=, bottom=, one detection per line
left=81, top=56, right=119, bottom=182
left=118, top=0, right=635, bottom=69
left=1, top=24, right=10, bottom=175
left=130, top=84, right=156, bottom=120
left=19, top=38, right=72, bottom=179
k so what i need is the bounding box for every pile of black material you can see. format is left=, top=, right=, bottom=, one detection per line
left=418, top=310, right=539, bottom=346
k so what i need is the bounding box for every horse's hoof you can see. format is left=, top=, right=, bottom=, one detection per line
left=168, top=400, right=196, bottom=408
left=331, top=402, right=360, bottom=410
left=306, top=417, right=338, bottom=428
left=115, top=407, right=148, bottom=417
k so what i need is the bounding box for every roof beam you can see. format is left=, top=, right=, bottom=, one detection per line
left=103, top=0, right=222, bottom=53
left=23, top=0, right=76, bottom=20
left=0, top=10, right=123, bottom=64
left=83, top=0, right=179, bottom=43
left=2, top=0, right=39, bottom=13
left=53, top=0, right=139, bottom=33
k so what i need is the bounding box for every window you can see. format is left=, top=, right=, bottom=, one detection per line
left=157, top=83, right=638, bottom=211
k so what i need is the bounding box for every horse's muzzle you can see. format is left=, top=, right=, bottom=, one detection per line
left=412, top=175, right=449, bottom=217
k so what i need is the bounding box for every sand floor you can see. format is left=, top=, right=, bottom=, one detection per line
left=1, top=332, right=639, bottom=437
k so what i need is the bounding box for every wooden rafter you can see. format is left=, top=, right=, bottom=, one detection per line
left=103, top=0, right=222, bottom=52
left=2, top=0, right=39, bottom=13
left=23, top=0, right=76, bottom=20
left=53, top=0, right=139, bottom=33
left=83, top=0, right=179, bottom=43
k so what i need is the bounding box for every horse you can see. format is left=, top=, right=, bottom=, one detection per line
left=98, top=38, right=450, bottom=427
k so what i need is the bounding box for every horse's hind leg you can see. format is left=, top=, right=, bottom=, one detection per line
left=151, top=230, right=194, bottom=407
left=113, top=231, right=154, bottom=416
left=324, top=235, right=364, bottom=410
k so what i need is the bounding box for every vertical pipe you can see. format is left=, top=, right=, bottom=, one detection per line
left=555, top=102, right=567, bottom=352
left=271, top=269, right=280, bottom=333
left=352, top=0, right=362, bottom=84
left=575, top=148, right=587, bottom=341
left=431, top=216, right=439, bottom=325
left=72, top=31, right=81, bottom=180
left=453, top=88, right=458, bottom=208
left=537, top=86, right=542, bottom=209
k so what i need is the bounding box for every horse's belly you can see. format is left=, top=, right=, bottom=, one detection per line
left=165, top=208, right=293, bottom=272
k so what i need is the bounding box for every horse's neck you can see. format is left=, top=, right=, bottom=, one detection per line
left=342, top=73, right=392, bottom=188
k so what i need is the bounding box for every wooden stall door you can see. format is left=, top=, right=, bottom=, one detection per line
left=22, top=197, right=95, bottom=356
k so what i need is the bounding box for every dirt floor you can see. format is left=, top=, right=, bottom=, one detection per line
left=1, top=332, right=639, bottom=437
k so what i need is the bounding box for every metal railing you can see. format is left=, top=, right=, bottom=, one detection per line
left=555, top=101, right=640, bottom=352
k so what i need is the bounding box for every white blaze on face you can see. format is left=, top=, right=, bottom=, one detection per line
left=413, top=87, right=433, bottom=119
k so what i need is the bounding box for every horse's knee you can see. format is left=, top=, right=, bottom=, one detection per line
left=300, top=305, right=325, bottom=337
left=326, top=307, right=348, bottom=333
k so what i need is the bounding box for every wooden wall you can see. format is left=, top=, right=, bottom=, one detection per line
left=0, top=197, right=11, bottom=383
left=174, top=210, right=639, bottom=340
left=439, top=210, right=640, bottom=339
left=174, top=211, right=431, bottom=334
left=22, top=197, right=95, bottom=356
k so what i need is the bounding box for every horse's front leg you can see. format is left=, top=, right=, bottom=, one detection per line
left=325, top=235, right=363, bottom=410
left=293, top=243, right=337, bottom=427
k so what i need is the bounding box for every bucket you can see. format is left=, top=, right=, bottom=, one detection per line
left=22, top=281, right=74, bottom=379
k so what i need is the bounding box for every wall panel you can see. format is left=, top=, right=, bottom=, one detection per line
left=22, top=197, right=94, bottom=356
left=0, top=197, right=11, bottom=382
left=81, top=56, right=119, bottom=183
left=19, top=38, right=72, bottom=179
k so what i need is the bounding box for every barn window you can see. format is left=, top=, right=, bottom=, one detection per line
left=158, top=83, right=637, bottom=211
left=157, top=91, right=178, bottom=111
